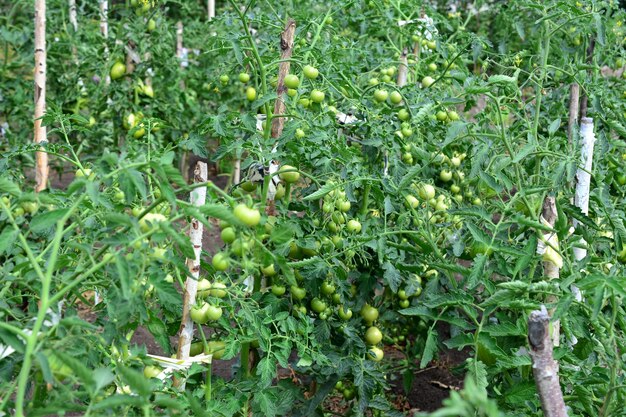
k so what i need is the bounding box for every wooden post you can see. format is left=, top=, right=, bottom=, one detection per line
left=68, top=0, right=77, bottom=32
left=266, top=19, right=296, bottom=215
left=539, top=196, right=561, bottom=346
left=528, top=307, right=569, bottom=417
left=567, top=84, right=579, bottom=145
left=208, top=0, right=215, bottom=20
left=175, top=162, right=208, bottom=388
left=573, top=118, right=595, bottom=263
left=99, top=0, right=110, bottom=85
left=34, top=0, right=48, bottom=192
left=396, top=48, right=408, bottom=87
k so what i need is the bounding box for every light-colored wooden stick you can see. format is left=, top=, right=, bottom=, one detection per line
left=34, top=0, right=48, bottom=193
left=573, top=118, right=595, bottom=261
left=567, top=84, right=579, bottom=145
left=99, top=0, right=110, bottom=85
left=539, top=196, right=561, bottom=346
left=266, top=19, right=296, bottom=216
left=528, top=307, right=569, bottom=417
left=68, top=0, right=77, bottom=32
left=270, top=19, right=296, bottom=140
left=397, top=48, right=408, bottom=88
left=208, top=0, right=215, bottom=20
left=175, top=161, right=208, bottom=388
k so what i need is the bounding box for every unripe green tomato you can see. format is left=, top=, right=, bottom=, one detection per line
left=284, top=74, right=300, bottom=89
left=212, top=252, right=230, bottom=271
left=295, top=128, right=305, bottom=139
left=278, top=165, right=300, bottom=183
left=399, top=299, right=410, bottom=308
left=364, top=326, right=383, bottom=345
left=381, top=74, right=391, bottom=83
left=373, top=89, right=389, bottom=102
left=346, top=219, right=362, bottom=233
left=369, top=77, right=379, bottom=86
left=303, top=65, right=319, bottom=79
left=321, top=281, right=336, bottom=295
left=428, top=62, right=438, bottom=71
left=368, top=346, right=384, bottom=362
left=338, top=306, right=353, bottom=320
left=310, top=90, right=325, bottom=103
left=110, top=61, right=126, bottom=80
left=291, top=285, right=306, bottom=300
left=246, top=87, right=257, bottom=101
left=436, top=111, right=448, bottom=122
left=287, top=88, right=297, bottom=97
left=238, top=72, right=250, bottom=83
left=440, top=170, right=452, bottom=182
left=261, top=264, right=277, bottom=277
left=219, top=74, right=229, bottom=85
left=390, top=91, right=402, bottom=104
left=398, top=108, right=410, bottom=121
left=271, top=285, right=286, bottom=296
left=421, top=76, right=435, bottom=88
left=311, top=297, right=327, bottom=313
left=221, top=227, right=236, bottom=244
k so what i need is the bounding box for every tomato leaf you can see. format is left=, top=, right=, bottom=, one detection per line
left=117, top=366, right=152, bottom=398
left=382, top=262, right=401, bottom=293
left=256, top=356, right=277, bottom=389
left=160, top=223, right=194, bottom=259
left=0, top=227, right=18, bottom=255
left=30, top=209, right=69, bottom=233
left=420, top=328, right=438, bottom=368
left=0, top=177, right=20, bottom=196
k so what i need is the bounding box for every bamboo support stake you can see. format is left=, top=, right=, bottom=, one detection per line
left=266, top=19, right=296, bottom=216
left=528, top=306, right=569, bottom=417
left=175, top=161, right=208, bottom=389
left=34, top=0, right=48, bottom=192
left=579, top=38, right=595, bottom=119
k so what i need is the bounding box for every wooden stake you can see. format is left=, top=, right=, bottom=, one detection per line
left=175, top=162, right=208, bottom=388
left=68, top=0, right=77, bottom=32
left=573, top=118, right=595, bottom=263
left=34, top=0, right=48, bottom=193
left=528, top=307, right=569, bottom=417
left=208, top=0, right=215, bottom=20
left=99, top=0, right=110, bottom=85
left=539, top=196, right=561, bottom=346
left=397, top=48, right=408, bottom=87
left=579, top=38, right=595, bottom=120
left=567, top=84, right=579, bottom=145
left=266, top=19, right=296, bottom=215
left=270, top=19, right=296, bottom=140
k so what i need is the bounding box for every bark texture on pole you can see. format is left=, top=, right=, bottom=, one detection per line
left=567, top=84, right=579, bottom=145
left=579, top=38, right=595, bottom=120
left=266, top=19, right=296, bottom=216
left=99, top=0, right=110, bottom=85
left=175, top=162, right=208, bottom=388
left=573, top=118, right=595, bottom=262
left=539, top=196, right=561, bottom=346
left=34, top=0, right=48, bottom=192
left=270, top=19, right=296, bottom=140
left=396, top=48, right=408, bottom=87
left=69, top=0, right=77, bottom=32
left=208, top=0, right=215, bottom=19
left=528, top=307, right=569, bottom=417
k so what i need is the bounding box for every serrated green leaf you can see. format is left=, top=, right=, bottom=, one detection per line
left=30, top=209, right=69, bottom=233
left=117, top=366, right=152, bottom=397
left=382, top=262, right=401, bottom=293
left=0, top=227, right=18, bottom=255
left=420, top=329, right=438, bottom=368
left=0, top=177, right=21, bottom=196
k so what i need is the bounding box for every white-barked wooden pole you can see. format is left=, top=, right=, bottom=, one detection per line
left=34, top=0, right=48, bottom=192
left=175, top=162, right=208, bottom=388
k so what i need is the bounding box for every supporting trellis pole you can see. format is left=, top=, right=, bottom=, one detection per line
left=208, top=0, right=215, bottom=20
left=99, top=0, right=110, bottom=85
left=538, top=196, right=561, bottom=346
left=68, top=0, right=77, bottom=32
left=396, top=48, right=408, bottom=87
left=175, top=162, right=208, bottom=389
left=528, top=307, right=569, bottom=417
left=34, top=0, right=48, bottom=193
left=573, top=118, right=595, bottom=262
left=266, top=18, right=296, bottom=216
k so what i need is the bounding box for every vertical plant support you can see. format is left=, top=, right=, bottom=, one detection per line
left=34, top=0, right=48, bottom=193
left=99, top=0, right=110, bottom=85
left=208, top=0, right=215, bottom=20
left=68, top=0, right=77, bottom=32
left=538, top=196, right=561, bottom=346
left=175, top=161, right=208, bottom=388
left=396, top=48, right=408, bottom=87
left=567, top=84, right=579, bottom=145
left=573, top=118, right=595, bottom=262
left=266, top=18, right=296, bottom=215
left=528, top=307, right=569, bottom=417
